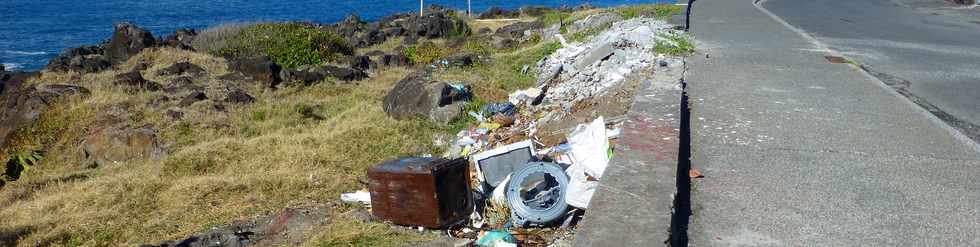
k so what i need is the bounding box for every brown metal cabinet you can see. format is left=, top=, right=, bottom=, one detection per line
left=367, top=157, right=472, bottom=228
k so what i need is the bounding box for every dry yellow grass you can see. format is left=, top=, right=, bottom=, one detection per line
left=0, top=47, right=440, bottom=246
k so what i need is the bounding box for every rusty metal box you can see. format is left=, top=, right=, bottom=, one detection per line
left=367, top=157, right=472, bottom=228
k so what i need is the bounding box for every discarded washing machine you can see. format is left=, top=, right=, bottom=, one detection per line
left=368, top=157, right=473, bottom=228
left=507, top=162, right=570, bottom=227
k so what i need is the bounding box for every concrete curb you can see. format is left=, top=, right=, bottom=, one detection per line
left=573, top=60, right=687, bottom=246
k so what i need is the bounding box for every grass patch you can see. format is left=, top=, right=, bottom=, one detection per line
left=215, top=23, right=353, bottom=68
left=403, top=42, right=450, bottom=65
left=655, top=33, right=695, bottom=55
left=568, top=22, right=614, bottom=43
left=615, top=4, right=683, bottom=19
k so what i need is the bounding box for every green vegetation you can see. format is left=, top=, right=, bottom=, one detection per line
left=569, top=22, right=614, bottom=42
left=403, top=42, right=450, bottom=65
left=3, top=151, right=41, bottom=181
left=217, top=23, right=353, bottom=68
left=0, top=4, right=694, bottom=246
left=539, top=11, right=571, bottom=27
left=615, top=4, right=683, bottom=19
left=655, top=33, right=695, bottom=55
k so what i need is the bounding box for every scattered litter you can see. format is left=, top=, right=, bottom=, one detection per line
left=476, top=230, right=517, bottom=247
left=340, top=190, right=371, bottom=205
left=568, top=117, right=611, bottom=179
left=483, top=102, right=517, bottom=117
left=689, top=168, right=704, bottom=178
left=472, top=140, right=535, bottom=189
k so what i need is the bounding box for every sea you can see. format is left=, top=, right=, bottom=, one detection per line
left=0, top=0, right=673, bottom=71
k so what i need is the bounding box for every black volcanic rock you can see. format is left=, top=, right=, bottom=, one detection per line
left=113, top=71, right=161, bottom=91
left=105, top=22, right=157, bottom=64
left=162, top=28, right=197, bottom=50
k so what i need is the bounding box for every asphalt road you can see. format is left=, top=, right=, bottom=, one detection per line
left=762, top=0, right=980, bottom=142
left=686, top=0, right=980, bottom=245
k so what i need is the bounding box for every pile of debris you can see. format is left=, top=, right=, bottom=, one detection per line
left=347, top=17, right=679, bottom=246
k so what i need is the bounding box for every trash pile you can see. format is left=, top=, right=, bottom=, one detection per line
left=342, top=17, right=678, bottom=246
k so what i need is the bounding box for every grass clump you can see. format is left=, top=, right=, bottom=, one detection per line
left=655, top=33, right=695, bottom=55
left=215, top=23, right=354, bottom=68
left=403, top=42, right=450, bottom=65
left=616, top=4, right=683, bottom=19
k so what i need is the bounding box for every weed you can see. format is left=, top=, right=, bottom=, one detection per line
left=3, top=151, right=41, bottom=181
left=538, top=11, right=571, bottom=27
left=569, top=22, right=613, bottom=42
left=403, top=42, right=448, bottom=65
left=251, top=110, right=267, bottom=121
left=616, top=4, right=683, bottom=20
left=655, top=33, right=695, bottom=55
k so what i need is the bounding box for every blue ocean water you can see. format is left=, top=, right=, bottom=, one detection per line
left=0, top=0, right=671, bottom=71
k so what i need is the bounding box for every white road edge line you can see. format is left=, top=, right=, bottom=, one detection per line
left=752, top=0, right=980, bottom=154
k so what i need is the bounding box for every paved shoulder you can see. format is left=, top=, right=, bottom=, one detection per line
left=686, top=0, right=980, bottom=246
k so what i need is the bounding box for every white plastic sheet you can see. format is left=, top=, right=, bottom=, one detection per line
left=564, top=116, right=611, bottom=209
left=567, top=116, right=609, bottom=179
left=340, top=191, right=371, bottom=205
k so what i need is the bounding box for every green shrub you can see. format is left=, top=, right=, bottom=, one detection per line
left=655, top=33, right=695, bottom=55
left=3, top=150, right=41, bottom=181
left=541, top=42, right=562, bottom=57
left=218, top=23, right=353, bottom=68
left=461, top=40, right=493, bottom=56
left=403, top=42, right=448, bottom=65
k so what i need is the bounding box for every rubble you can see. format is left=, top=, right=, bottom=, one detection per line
left=367, top=15, right=682, bottom=246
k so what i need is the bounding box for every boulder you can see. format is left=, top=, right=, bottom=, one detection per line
left=279, top=67, right=325, bottom=85
left=478, top=6, right=518, bottom=19
left=382, top=53, right=413, bottom=67
left=334, top=14, right=364, bottom=38
left=45, top=45, right=111, bottom=73
left=439, top=54, right=476, bottom=68
left=105, top=22, right=157, bottom=64
left=318, top=65, right=368, bottom=82
left=365, top=50, right=386, bottom=57
left=494, top=21, right=543, bottom=41
left=0, top=73, right=90, bottom=147
left=81, top=126, right=165, bottom=168
left=361, top=29, right=387, bottom=47
left=402, top=10, right=470, bottom=39
left=381, top=27, right=404, bottom=37
left=348, top=55, right=374, bottom=70
left=178, top=91, right=207, bottom=107
left=113, top=71, right=162, bottom=91
left=162, top=28, right=197, bottom=50
left=157, top=62, right=206, bottom=76
left=163, top=76, right=201, bottom=94
left=228, top=56, right=282, bottom=88
left=382, top=70, right=466, bottom=123
left=225, top=89, right=254, bottom=104
left=519, top=6, right=552, bottom=17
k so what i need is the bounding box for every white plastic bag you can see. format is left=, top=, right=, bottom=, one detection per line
left=565, top=163, right=599, bottom=209
left=567, top=116, right=609, bottom=179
